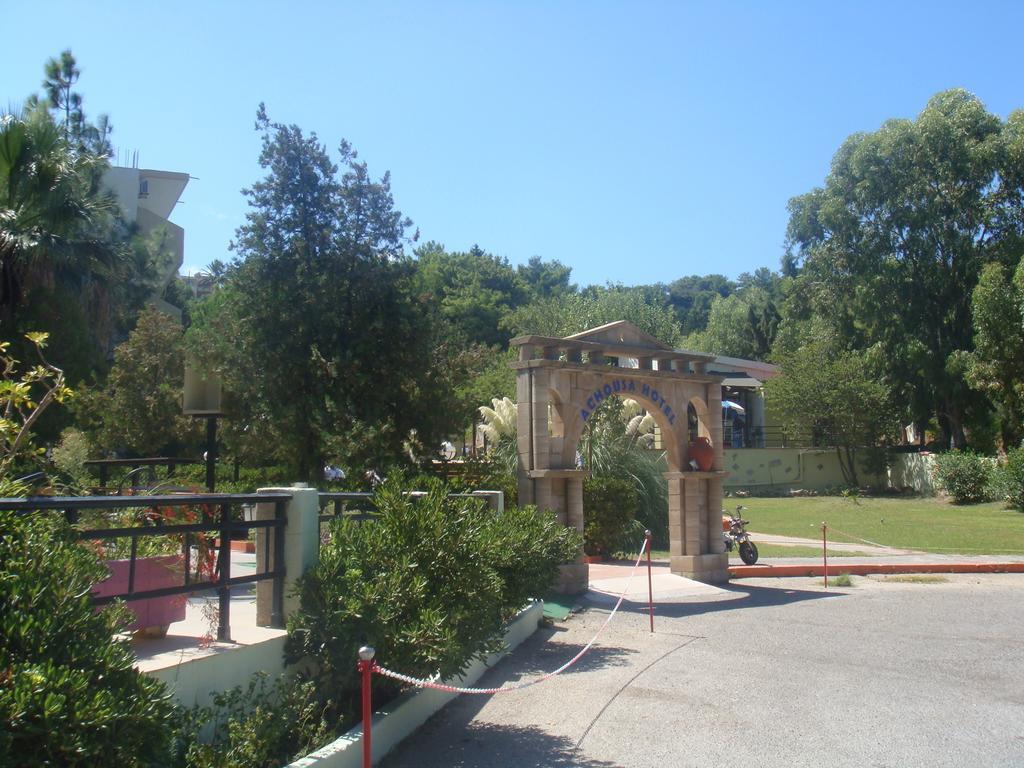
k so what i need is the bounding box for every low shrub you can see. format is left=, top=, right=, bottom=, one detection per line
left=583, top=476, right=637, bottom=557
left=995, top=446, right=1024, bottom=511
left=932, top=450, right=993, bottom=504
left=173, top=673, right=333, bottom=768
left=49, top=427, right=93, bottom=491
left=0, top=509, right=175, bottom=766
left=286, top=479, right=580, bottom=728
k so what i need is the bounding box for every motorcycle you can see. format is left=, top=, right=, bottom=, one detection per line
left=722, top=505, right=759, bottom=565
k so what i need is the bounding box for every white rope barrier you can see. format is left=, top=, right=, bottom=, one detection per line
left=374, top=541, right=650, bottom=695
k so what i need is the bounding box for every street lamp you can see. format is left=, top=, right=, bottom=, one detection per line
left=183, top=363, right=223, bottom=492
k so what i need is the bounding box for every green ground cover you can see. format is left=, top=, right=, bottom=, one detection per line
left=736, top=496, right=1024, bottom=555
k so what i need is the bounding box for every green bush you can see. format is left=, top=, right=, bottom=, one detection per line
left=583, top=475, right=637, bottom=557
left=932, top=450, right=993, bottom=504
left=285, top=478, right=580, bottom=726
left=173, top=673, right=333, bottom=768
left=996, top=447, right=1024, bottom=511
left=49, top=428, right=93, bottom=491
left=0, top=510, right=175, bottom=766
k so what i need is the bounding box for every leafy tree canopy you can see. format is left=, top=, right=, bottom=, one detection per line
left=785, top=89, right=1024, bottom=448
left=188, top=106, right=460, bottom=479
left=963, top=259, right=1024, bottom=449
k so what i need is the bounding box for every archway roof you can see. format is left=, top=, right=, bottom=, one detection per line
left=510, top=320, right=716, bottom=367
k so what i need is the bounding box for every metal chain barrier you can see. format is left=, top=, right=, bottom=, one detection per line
left=373, top=540, right=650, bottom=695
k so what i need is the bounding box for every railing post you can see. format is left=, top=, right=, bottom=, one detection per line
left=358, top=646, right=376, bottom=768
left=217, top=502, right=232, bottom=642
left=271, top=499, right=286, bottom=627
left=255, top=485, right=318, bottom=627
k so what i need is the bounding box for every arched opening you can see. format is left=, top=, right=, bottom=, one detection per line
left=511, top=322, right=728, bottom=590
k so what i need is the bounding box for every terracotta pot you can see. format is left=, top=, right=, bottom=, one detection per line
left=688, top=437, right=715, bottom=472
left=94, top=555, right=187, bottom=637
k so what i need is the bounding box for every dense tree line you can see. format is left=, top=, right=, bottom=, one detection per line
left=5, top=52, right=1023, bottom=482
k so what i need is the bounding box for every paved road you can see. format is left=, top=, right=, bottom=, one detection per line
left=383, top=573, right=1024, bottom=768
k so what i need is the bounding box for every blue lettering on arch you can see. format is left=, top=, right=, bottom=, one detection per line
left=641, top=383, right=651, bottom=397
left=594, top=389, right=604, bottom=404
left=628, top=380, right=636, bottom=392
left=587, top=397, right=596, bottom=411
left=603, top=384, right=613, bottom=397
left=581, top=409, right=590, bottom=421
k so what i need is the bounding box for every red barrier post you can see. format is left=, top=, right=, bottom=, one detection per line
left=822, top=522, right=828, bottom=589
left=645, top=529, right=654, bottom=633
left=358, top=646, right=376, bottom=768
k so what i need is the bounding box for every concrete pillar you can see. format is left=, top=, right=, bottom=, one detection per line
left=707, top=383, right=724, bottom=471
left=557, top=476, right=588, bottom=594
left=531, top=368, right=551, bottom=471
left=255, top=484, right=320, bottom=625
left=707, top=478, right=725, bottom=554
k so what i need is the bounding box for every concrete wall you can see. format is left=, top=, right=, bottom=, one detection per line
left=723, top=447, right=886, bottom=491
left=889, top=452, right=937, bottom=495
left=723, top=448, right=937, bottom=494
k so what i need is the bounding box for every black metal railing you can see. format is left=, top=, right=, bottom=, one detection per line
left=83, top=457, right=203, bottom=490
left=0, top=492, right=291, bottom=642
left=318, top=492, right=380, bottom=524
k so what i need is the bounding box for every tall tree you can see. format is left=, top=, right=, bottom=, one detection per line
left=517, top=255, right=574, bottom=300
left=414, top=242, right=527, bottom=348
left=501, top=284, right=684, bottom=346
left=73, top=307, right=201, bottom=457
left=786, top=90, right=1024, bottom=448
left=663, top=274, right=734, bottom=335
left=964, top=259, right=1024, bottom=449
left=189, top=106, right=457, bottom=479
left=765, top=341, right=899, bottom=486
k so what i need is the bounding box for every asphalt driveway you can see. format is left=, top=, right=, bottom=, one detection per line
left=383, top=573, right=1024, bottom=768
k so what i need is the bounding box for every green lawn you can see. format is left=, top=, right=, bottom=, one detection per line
left=734, top=496, right=1024, bottom=555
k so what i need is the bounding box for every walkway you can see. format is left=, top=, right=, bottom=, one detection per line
left=382, top=566, right=1024, bottom=767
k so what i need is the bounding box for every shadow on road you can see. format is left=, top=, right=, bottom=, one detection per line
left=507, top=627, right=639, bottom=676
left=383, top=706, right=622, bottom=768
left=594, top=580, right=844, bottom=622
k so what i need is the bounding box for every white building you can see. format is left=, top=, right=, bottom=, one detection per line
left=104, top=166, right=189, bottom=319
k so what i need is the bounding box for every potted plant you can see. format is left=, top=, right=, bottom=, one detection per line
left=87, top=502, right=216, bottom=638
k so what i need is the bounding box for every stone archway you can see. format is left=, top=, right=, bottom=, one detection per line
left=511, top=320, right=729, bottom=593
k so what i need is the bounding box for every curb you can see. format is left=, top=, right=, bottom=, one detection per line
left=730, top=562, right=1024, bottom=578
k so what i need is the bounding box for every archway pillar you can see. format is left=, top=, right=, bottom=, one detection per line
left=525, top=468, right=589, bottom=593
left=665, top=471, right=729, bottom=582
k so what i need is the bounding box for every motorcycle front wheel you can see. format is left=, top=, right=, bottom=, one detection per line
left=739, top=541, right=759, bottom=565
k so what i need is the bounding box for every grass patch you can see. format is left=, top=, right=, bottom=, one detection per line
left=882, top=575, right=949, bottom=584
left=736, top=496, right=1024, bottom=555
left=824, top=572, right=854, bottom=587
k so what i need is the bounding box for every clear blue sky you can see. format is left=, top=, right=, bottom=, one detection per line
left=4, top=1, right=1022, bottom=287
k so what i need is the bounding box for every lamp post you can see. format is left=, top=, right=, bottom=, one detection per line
left=183, top=364, right=223, bottom=492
